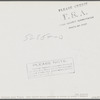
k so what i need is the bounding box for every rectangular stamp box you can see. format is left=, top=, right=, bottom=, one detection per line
left=26, top=58, right=75, bottom=79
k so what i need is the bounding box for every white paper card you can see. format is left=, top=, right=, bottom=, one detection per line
left=0, top=1, right=100, bottom=99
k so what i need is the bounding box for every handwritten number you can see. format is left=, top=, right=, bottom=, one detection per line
left=24, top=34, right=33, bottom=41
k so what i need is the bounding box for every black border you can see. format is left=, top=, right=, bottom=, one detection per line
left=0, top=0, right=100, bottom=2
